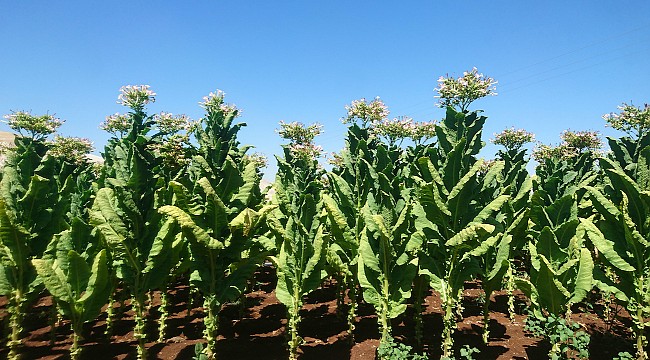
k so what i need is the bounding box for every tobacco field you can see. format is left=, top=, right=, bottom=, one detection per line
left=0, top=70, right=649, bottom=360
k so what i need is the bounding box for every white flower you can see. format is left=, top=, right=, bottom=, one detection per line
left=3, top=111, right=64, bottom=140
left=117, top=85, right=156, bottom=109
left=100, top=113, right=131, bottom=135
left=434, top=67, right=497, bottom=111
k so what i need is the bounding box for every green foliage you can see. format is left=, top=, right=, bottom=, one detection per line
left=270, top=134, right=329, bottom=359
left=582, top=157, right=650, bottom=359
left=414, top=107, right=506, bottom=357
left=90, top=92, right=187, bottom=360
left=33, top=243, right=110, bottom=359
left=358, top=191, right=420, bottom=343
left=159, top=91, right=269, bottom=360
left=324, top=123, right=398, bottom=341
left=0, top=123, right=83, bottom=358
left=525, top=312, right=590, bottom=360
left=377, top=337, right=427, bottom=360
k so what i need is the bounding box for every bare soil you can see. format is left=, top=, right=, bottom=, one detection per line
left=0, top=266, right=640, bottom=359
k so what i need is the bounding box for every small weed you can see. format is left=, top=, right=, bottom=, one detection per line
left=525, top=312, right=590, bottom=360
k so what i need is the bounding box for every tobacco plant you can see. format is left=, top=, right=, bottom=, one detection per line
left=0, top=112, right=73, bottom=359
left=582, top=159, right=650, bottom=359
left=33, top=231, right=110, bottom=359
left=324, top=121, right=383, bottom=342
left=413, top=107, right=507, bottom=357
left=90, top=86, right=185, bottom=360
left=159, top=91, right=270, bottom=359
left=518, top=136, right=600, bottom=359
left=484, top=128, right=535, bottom=325
left=359, top=190, right=421, bottom=344
left=269, top=121, right=329, bottom=360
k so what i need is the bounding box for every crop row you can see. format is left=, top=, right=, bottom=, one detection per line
left=0, top=71, right=649, bottom=360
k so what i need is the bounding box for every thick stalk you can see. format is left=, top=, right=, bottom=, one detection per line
left=413, top=275, right=426, bottom=348
left=287, top=288, right=302, bottom=360
left=187, top=286, right=196, bottom=319
left=636, top=306, right=647, bottom=360
left=335, top=275, right=344, bottom=319
left=441, top=292, right=455, bottom=359
left=49, top=303, right=57, bottom=346
left=203, top=297, right=220, bottom=360
left=505, top=264, right=516, bottom=321
left=8, top=289, right=23, bottom=360
left=482, top=292, right=490, bottom=344
left=146, top=291, right=153, bottom=313
left=70, top=323, right=82, bottom=360
left=347, top=278, right=357, bottom=345
left=158, top=288, right=169, bottom=342
left=379, top=277, right=391, bottom=344
left=133, top=297, right=147, bottom=360
left=105, top=290, right=115, bottom=337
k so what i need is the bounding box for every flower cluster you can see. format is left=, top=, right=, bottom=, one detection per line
left=532, top=143, right=577, bottom=163
left=117, top=85, right=156, bottom=109
left=147, top=134, right=191, bottom=168
left=3, top=111, right=64, bottom=140
left=371, top=116, right=437, bottom=146
left=491, top=128, right=535, bottom=151
left=277, top=121, right=323, bottom=145
left=602, top=102, right=650, bottom=138
left=372, top=116, right=414, bottom=145
left=100, top=113, right=131, bottom=136
left=243, top=152, right=268, bottom=169
left=478, top=159, right=497, bottom=175
left=288, top=143, right=324, bottom=161
left=47, top=136, right=94, bottom=164
left=328, top=151, right=345, bottom=167
left=199, top=90, right=241, bottom=117
left=560, top=130, right=602, bottom=153
left=342, top=96, right=390, bottom=125
left=153, top=112, right=193, bottom=134
left=435, top=67, right=497, bottom=111
left=276, top=121, right=324, bottom=161
left=532, top=130, right=601, bottom=163
left=410, top=120, right=437, bottom=144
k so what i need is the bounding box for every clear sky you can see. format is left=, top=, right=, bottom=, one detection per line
left=1, top=1, right=649, bottom=179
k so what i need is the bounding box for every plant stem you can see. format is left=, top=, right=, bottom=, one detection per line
left=505, top=264, right=516, bottom=321
left=347, top=279, right=357, bottom=345
left=49, top=302, right=57, bottom=346
left=187, top=286, right=196, bottom=319
left=70, top=324, right=82, bottom=360
left=133, top=297, right=147, bottom=360
left=105, top=288, right=115, bottom=338
left=287, top=287, right=302, bottom=360
left=8, top=289, right=23, bottom=360
left=482, top=291, right=490, bottom=344
left=379, top=277, right=391, bottom=345
left=204, top=297, right=220, bottom=360
left=637, top=306, right=647, bottom=360
left=413, top=274, right=426, bottom=348
left=158, top=288, right=169, bottom=342
left=442, top=293, right=455, bottom=359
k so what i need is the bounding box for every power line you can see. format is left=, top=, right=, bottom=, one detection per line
left=495, top=23, right=650, bottom=79
left=499, top=37, right=650, bottom=89
left=500, top=45, right=650, bottom=94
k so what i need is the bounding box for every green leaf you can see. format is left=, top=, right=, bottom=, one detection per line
left=159, top=205, right=223, bottom=250
left=79, top=249, right=110, bottom=322
left=66, top=250, right=91, bottom=298
left=580, top=219, right=634, bottom=272
left=569, top=248, right=594, bottom=304
left=32, top=258, right=72, bottom=304
left=445, top=223, right=495, bottom=247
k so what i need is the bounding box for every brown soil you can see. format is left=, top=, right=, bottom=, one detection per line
left=0, top=266, right=639, bottom=359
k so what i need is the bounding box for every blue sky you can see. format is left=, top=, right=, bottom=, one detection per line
left=1, top=1, right=649, bottom=179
